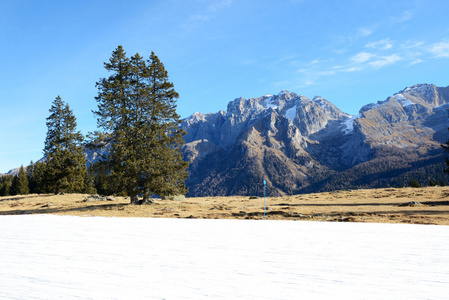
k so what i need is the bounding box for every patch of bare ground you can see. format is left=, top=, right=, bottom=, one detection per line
left=1, top=187, right=449, bottom=225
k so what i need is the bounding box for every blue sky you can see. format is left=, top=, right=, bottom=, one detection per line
left=1, top=0, right=449, bottom=172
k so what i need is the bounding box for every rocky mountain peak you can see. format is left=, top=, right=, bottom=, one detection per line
left=181, top=83, right=449, bottom=197
left=358, top=83, right=449, bottom=115
left=400, top=83, right=449, bottom=107
left=402, top=83, right=436, bottom=100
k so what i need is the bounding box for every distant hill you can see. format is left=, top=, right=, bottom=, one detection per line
left=0, top=168, right=21, bottom=177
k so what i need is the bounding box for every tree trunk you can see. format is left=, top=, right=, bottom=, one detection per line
left=130, top=194, right=139, bottom=204
left=143, top=189, right=153, bottom=204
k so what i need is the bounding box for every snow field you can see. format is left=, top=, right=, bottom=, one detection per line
left=1, top=215, right=449, bottom=299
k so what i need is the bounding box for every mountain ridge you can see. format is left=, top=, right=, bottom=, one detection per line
left=182, top=83, right=449, bottom=196
left=3, top=83, right=449, bottom=198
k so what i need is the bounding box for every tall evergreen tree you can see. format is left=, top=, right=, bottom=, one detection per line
left=31, top=161, right=47, bottom=194
left=26, top=161, right=37, bottom=193
left=11, top=166, right=30, bottom=195
left=0, top=175, right=13, bottom=196
left=139, top=52, right=188, bottom=201
left=44, top=96, right=87, bottom=194
left=9, top=176, right=18, bottom=196
left=93, top=46, right=188, bottom=203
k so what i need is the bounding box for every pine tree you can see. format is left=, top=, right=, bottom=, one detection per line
left=26, top=161, right=37, bottom=193
left=32, top=161, right=47, bottom=194
left=88, top=158, right=113, bottom=196
left=84, top=170, right=97, bottom=195
left=12, top=166, right=30, bottom=195
left=0, top=175, right=13, bottom=196
left=44, top=96, right=87, bottom=194
left=140, top=52, right=189, bottom=201
left=9, top=175, right=19, bottom=195
left=92, top=46, right=188, bottom=203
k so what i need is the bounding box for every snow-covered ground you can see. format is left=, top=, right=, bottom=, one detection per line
left=1, top=215, right=449, bottom=299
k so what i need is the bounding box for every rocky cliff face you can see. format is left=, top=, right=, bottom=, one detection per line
left=182, top=83, right=449, bottom=196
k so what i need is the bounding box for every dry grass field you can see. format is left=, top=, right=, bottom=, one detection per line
left=1, top=186, right=449, bottom=225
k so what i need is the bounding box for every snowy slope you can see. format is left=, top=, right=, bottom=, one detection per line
left=1, top=215, right=449, bottom=299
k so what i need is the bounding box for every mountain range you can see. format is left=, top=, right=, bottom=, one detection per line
left=181, top=83, right=449, bottom=196
left=3, top=83, right=449, bottom=197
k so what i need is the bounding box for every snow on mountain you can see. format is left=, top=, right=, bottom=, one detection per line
left=312, top=96, right=328, bottom=109
left=393, top=93, right=414, bottom=107
left=1, top=215, right=448, bottom=299
left=263, top=95, right=278, bottom=109
left=342, top=114, right=360, bottom=135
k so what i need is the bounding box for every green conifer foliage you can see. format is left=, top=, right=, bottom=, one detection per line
left=13, top=166, right=30, bottom=195
left=93, top=46, right=189, bottom=203
left=44, top=96, right=87, bottom=194
left=9, top=175, right=19, bottom=195
left=30, top=161, right=47, bottom=194
left=26, top=161, right=35, bottom=193
left=0, top=175, right=13, bottom=196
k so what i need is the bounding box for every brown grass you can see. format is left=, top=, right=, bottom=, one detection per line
left=1, top=187, right=449, bottom=225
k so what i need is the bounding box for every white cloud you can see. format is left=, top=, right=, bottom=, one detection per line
left=350, top=52, right=374, bottom=64
left=430, top=41, right=449, bottom=58
left=392, top=11, right=413, bottom=24
left=304, top=80, right=314, bottom=86
left=365, top=39, right=394, bottom=50
left=401, top=41, right=425, bottom=49
left=208, top=0, right=233, bottom=12
left=187, top=0, right=233, bottom=23
left=357, top=27, right=373, bottom=37
left=409, top=59, right=423, bottom=66
left=342, top=67, right=362, bottom=72
left=369, top=54, right=401, bottom=68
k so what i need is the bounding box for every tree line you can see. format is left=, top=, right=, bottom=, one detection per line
left=0, top=46, right=189, bottom=203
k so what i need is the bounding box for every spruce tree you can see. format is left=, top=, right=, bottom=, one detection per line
left=93, top=46, right=188, bottom=203
left=26, top=161, right=37, bottom=193
left=44, top=96, right=87, bottom=194
left=0, top=175, right=13, bottom=196
left=84, top=170, right=97, bottom=195
left=9, top=175, right=19, bottom=195
left=12, top=166, right=30, bottom=195
left=31, top=161, right=47, bottom=194
left=139, top=52, right=189, bottom=201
